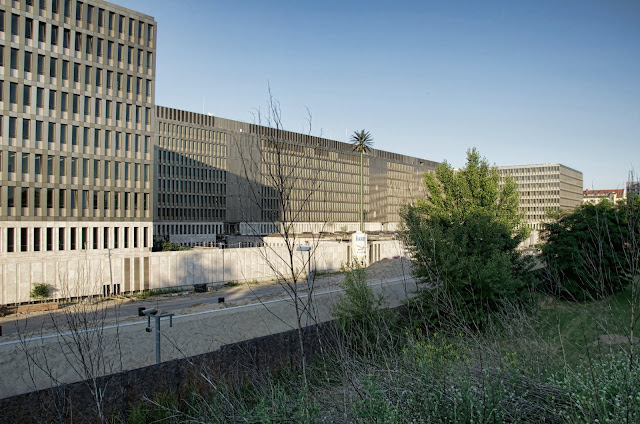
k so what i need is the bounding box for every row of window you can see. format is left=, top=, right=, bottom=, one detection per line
left=0, top=118, right=152, bottom=151
left=4, top=225, right=149, bottom=253
left=1, top=2, right=154, bottom=48
left=157, top=193, right=226, bottom=208
left=1, top=116, right=152, bottom=147
left=157, top=207, right=227, bottom=221
left=3, top=186, right=150, bottom=212
left=158, top=179, right=226, bottom=195
left=155, top=223, right=224, bottom=237
left=2, top=151, right=151, bottom=183
left=0, top=60, right=153, bottom=104
left=0, top=31, right=153, bottom=76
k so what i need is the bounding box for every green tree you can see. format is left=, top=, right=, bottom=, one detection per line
left=402, top=148, right=533, bottom=328
left=350, top=130, right=373, bottom=232
left=541, top=199, right=639, bottom=300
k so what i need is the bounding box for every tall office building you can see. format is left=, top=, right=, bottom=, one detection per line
left=1, top=0, right=156, bottom=256
left=497, top=164, right=583, bottom=246
left=154, top=106, right=438, bottom=246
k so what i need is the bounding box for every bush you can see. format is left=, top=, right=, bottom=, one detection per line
left=402, top=148, right=534, bottom=329
left=541, top=199, right=638, bottom=300
left=30, top=283, right=51, bottom=299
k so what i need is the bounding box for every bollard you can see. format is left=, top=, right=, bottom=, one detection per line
left=0, top=325, right=2, bottom=336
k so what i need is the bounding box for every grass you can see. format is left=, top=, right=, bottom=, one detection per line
left=129, top=287, right=191, bottom=300
left=119, top=275, right=640, bottom=423
left=537, top=286, right=639, bottom=364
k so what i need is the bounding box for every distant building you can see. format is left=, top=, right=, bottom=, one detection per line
left=497, top=164, right=583, bottom=247
left=154, top=106, right=438, bottom=246
left=627, top=181, right=640, bottom=200
left=583, top=189, right=624, bottom=204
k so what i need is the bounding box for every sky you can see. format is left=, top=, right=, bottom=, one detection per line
left=117, top=0, right=639, bottom=189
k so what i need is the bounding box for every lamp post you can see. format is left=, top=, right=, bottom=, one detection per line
left=141, top=308, right=175, bottom=364
left=296, top=246, right=312, bottom=326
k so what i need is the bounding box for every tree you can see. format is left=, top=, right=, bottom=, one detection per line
left=541, top=199, right=639, bottom=300
left=350, top=130, right=373, bottom=232
left=402, top=148, right=533, bottom=328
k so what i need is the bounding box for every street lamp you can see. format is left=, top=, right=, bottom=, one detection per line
left=141, top=308, right=175, bottom=364
left=296, top=246, right=313, bottom=326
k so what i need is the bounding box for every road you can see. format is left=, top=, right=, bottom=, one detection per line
left=0, top=259, right=417, bottom=399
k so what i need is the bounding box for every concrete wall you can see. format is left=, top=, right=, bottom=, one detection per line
left=0, top=240, right=405, bottom=305
left=0, top=323, right=335, bottom=424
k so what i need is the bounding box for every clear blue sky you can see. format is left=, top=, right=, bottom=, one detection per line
left=118, top=0, right=639, bottom=189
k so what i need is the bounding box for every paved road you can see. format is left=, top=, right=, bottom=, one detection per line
left=0, top=260, right=416, bottom=399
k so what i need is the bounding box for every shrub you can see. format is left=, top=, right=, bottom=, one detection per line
left=541, top=199, right=638, bottom=300
left=402, top=148, right=534, bottom=329
left=30, top=282, right=51, bottom=299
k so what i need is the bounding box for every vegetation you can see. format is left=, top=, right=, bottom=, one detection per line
left=402, top=148, right=534, bottom=328
left=541, top=198, right=640, bottom=300
left=350, top=129, right=373, bottom=232
left=30, top=282, right=51, bottom=299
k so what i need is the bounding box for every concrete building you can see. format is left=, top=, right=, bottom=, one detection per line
left=497, top=164, right=583, bottom=246
left=583, top=189, right=624, bottom=204
left=154, top=106, right=438, bottom=246
left=1, top=0, right=156, bottom=293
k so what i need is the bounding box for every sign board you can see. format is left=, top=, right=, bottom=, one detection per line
left=351, top=231, right=368, bottom=265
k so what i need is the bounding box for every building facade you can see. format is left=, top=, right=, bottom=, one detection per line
left=497, top=164, right=583, bottom=246
left=583, top=189, right=624, bottom=204
left=154, top=106, right=438, bottom=246
left=0, top=0, right=156, bottom=261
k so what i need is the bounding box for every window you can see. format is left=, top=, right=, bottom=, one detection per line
left=11, top=14, right=19, bottom=37
left=72, top=93, right=78, bottom=113
left=58, top=227, right=64, bottom=250
left=59, top=156, right=66, bottom=176
left=75, top=32, right=81, bottom=52
left=8, top=151, right=16, bottom=173
left=9, top=82, right=17, bottom=103
left=47, top=155, right=53, bottom=175
left=34, top=188, right=41, bottom=208
left=34, top=227, right=41, bottom=251
left=94, top=159, right=99, bottom=178
left=60, top=91, right=68, bottom=111
left=25, top=17, right=32, bottom=39
left=50, top=57, right=57, bottom=77
left=86, top=35, right=93, bottom=55
left=22, top=119, right=30, bottom=140
left=70, top=189, right=77, bottom=209
left=23, top=86, right=31, bottom=106
left=35, top=154, right=42, bottom=174
left=118, top=14, right=124, bottom=36
left=0, top=10, right=4, bottom=32
left=10, top=48, right=17, bottom=70
left=37, top=54, right=44, bottom=75
left=21, top=187, right=28, bottom=208
left=51, top=25, right=58, bottom=46
left=106, top=70, right=112, bottom=89
left=83, top=158, right=88, bottom=178
left=24, top=51, right=32, bottom=72
left=7, top=228, right=14, bottom=252
left=7, top=186, right=15, bottom=208
left=71, top=157, right=77, bottom=177
left=9, top=117, right=16, bottom=138
left=62, top=60, right=69, bottom=80
left=73, top=62, right=79, bottom=82
left=22, top=153, right=29, bottom=173
left=63, top=28, right=70, bottom=48
left=76, top=1, right=83, bottom=23
left=48, top=90, right=56, bottom=110
left=96, top=38, right=103, bottom=57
